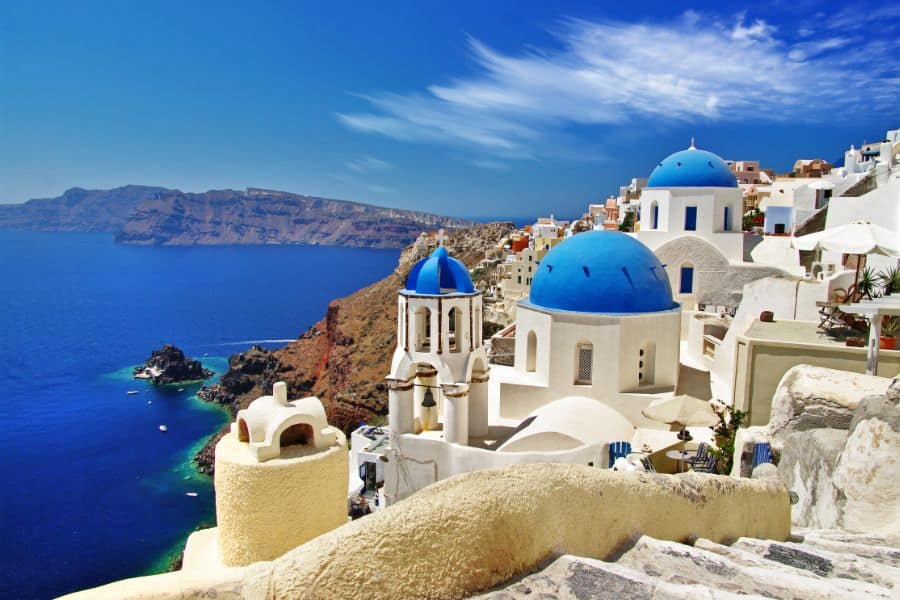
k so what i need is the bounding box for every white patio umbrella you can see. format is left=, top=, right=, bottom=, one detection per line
left=642, top=394, right=718, bottom=429
left=792, top=220, right=900, bottom=293
left=792, top=219, right=900, bottom=256
left=642, top=395, right=718, bottom=469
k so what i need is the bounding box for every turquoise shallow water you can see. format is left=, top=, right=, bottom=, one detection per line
left=0, top=231, right=399, bottom=599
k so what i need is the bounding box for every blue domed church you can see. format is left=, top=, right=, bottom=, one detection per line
left=492, top=230, right=683, bottom=427
left=634, top=143, right=763, bottom=310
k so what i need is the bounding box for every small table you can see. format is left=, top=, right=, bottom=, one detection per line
left=666, top=449, right=697, bottom=473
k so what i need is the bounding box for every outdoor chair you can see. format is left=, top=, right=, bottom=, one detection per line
left=688, top=442, right=709, bottom=469
left=691, top=454, right=718, bottom=474
left=752, top=442, right=772, bottom=468
left=640, top=456, right=656, bottom=473
left=608, top=441, right=632, bottom=468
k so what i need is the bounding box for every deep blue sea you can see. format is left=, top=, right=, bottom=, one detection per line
left=0, top=231, right=399, bottom=599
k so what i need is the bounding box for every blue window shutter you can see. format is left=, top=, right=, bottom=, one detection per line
left=684, top=206, right=697, bottom=231
left=680, top=267, right=694, bottom=293
left=724, top=206, right=730, bottom=231
left=652, top=204, right=659, bottom=229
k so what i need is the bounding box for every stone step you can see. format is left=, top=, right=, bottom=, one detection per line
left=615, top=536, right=882, bottom=600
left=693, top=538, right=892, bottom=598
left=475, top=554, right=762, bottom=599
left=731, top=537, right=899, bottom=589
left=794, top=527, right=900, bottom=548
left=798, top=536, right=900, bottom=568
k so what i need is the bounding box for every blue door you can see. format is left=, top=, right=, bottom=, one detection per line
left=724, top=206, right=730, bottom=231
left=680, top=267, right=694, bottom=293
left=685, top=206, right=697, bottom=231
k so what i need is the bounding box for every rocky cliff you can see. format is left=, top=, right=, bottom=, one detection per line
left=0, top=185, right=170, bottom=232
left=194, top=221, right=513, bottom=474
left=115, top=188, right=475, bottom=248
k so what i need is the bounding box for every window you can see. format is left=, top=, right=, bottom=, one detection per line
left=575, top=343, right=593, bottom=384
left=517, top=276, right=522, bottom=284
left=679, top=265, right=694, bottom=294
left=414, top=307, right=431, bottom=351
left=723, top=206, right=731, bottom=231
left=448, top=307, right=461, bottom=353
left=638, top=344, right=655, bottom=386
left=651, top=203, right=659, bottom=229
left=526, top=331, right=537, bottom=372
left=684, top=206, right=697, bottom=231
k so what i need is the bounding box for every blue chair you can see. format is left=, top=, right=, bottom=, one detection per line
left=752, top=442, right=772, bottom=468
left=608, top=441, right=633, bottom=468
left=693, top=454, right=718, bottom=474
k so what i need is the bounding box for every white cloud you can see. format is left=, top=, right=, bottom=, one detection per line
left=336, top=12, right=900, bottom=158
left=366, top=184, right=395, bottom=194
left=787, top=37, right=853, bottom=61
left=730, top=14, right=776, bottom=43
left=344, top=155, right=394, bottom=173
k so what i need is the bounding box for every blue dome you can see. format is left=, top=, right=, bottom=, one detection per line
left=527, top=231, right=676, bottom=313
left=405, top=246, right=475, bottom=295
left=647, top=147, right=737, bottom=188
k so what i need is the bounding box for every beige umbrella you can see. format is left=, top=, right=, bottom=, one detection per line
left=642, top=395, right=718, bottom=470
left=642, top=394, right=718, bottom=428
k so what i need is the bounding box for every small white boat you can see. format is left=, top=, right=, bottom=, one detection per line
left=159, top=425, right=168, bottom=432
left=147, top=401, right=152, bottom=405
left=185, top=492, right=198, bottom=497
left=127, top=390, right=140, bottom=395
left=177, top=388, right=184, bottom=392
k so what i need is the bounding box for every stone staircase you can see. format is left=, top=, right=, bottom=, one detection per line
left=478, top=528, right=899, bottom=599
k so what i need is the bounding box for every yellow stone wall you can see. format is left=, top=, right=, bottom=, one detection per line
left=215, top=429, right=348, bottom=567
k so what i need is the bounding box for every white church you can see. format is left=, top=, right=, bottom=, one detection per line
left=350, top=228, right=697, bottom=507
left=633, top=143, right=787, bottom=311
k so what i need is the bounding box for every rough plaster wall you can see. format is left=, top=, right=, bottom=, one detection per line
left=245, top=465, right=789, bottom=600
left=656, top=237, right=784, bottom=308
left=60, top=465, right=790, bottom=600
left=215, top=431, right=349, bottom=567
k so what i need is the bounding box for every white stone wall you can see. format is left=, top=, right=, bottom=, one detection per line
left=495, top=304, right=680, bottom=422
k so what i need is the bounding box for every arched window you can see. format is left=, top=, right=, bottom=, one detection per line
left=280, top=423, right=313, bottom=448
left=414, top=306, right=432, bottom=352
left=723, top=206, right=731, bottom=231
left=650, top=201, right=659, bottom=229
left=574, top=342, right=593, bottom=385
left=679, top=262, right=694, bottom=294
left=526, top=330, right=537, bottom=372
left=448, top=307, right=462, bottom=353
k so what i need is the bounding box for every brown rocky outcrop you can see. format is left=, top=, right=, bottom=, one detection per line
left=194, top=222, right=513, bottom=474
left=133, top=344, right=214, bottom=385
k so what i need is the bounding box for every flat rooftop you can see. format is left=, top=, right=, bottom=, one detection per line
left=743, top=319, right=856, bottom=347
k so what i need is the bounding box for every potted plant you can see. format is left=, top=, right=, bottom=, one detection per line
left=856, top=266, right=880, bottom=300
left=877, top=267, right=900, bottom=296
left=881, top=316, right=899, bottom=351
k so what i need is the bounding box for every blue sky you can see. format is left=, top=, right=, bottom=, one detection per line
left=1, top=0, right=898, bottom=219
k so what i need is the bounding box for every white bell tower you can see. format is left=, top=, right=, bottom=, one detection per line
left=386, top=238, right=490, bottom=445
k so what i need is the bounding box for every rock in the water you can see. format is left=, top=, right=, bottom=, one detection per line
left=133, top=344, right=213, bottom=385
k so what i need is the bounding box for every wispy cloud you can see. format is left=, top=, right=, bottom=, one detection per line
left=344, top=155, right=394, bottom=173
left=336, top=11, right=900, bottom=159
left=366, top=184, right=395, bottom=194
